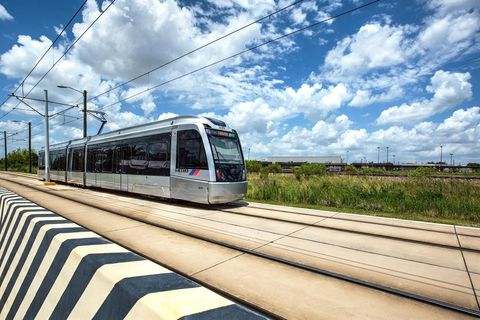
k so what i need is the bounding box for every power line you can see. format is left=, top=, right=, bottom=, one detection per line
left=100, top=0, right=382, bottom=110
left=13, top=1, right=88, bottom=96
left=4, top=103, right=85, bottom=140
left=6, top=122, right=42, bottom=138
left=24, top=0, right=117, bottom=101
left=0, top=0, right=87, bottom=116
left=0, top=0, right=116, bottom=120
left=89, top=0, right=307, bottom=102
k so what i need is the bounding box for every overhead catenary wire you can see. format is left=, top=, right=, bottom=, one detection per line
left=23, top=0, right=117, bottom=101
left=0, top=0, right=88, bottom=116
left=0, top=0, right=116, bottom=120
left=12, top=0, right=88, bottom=96
left=31, top=0, right=308, bottom=126
left=5, top=0, right=381, bottom=142
left=4, top=103, right=88, bottom=140
left=6, top=122, right=43, bottom=139
left=99, top=0, right=382, bottom=110
left=89, top=0, right=308, bottom=102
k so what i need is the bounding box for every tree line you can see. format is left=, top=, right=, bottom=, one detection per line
left=0, top=148, right=38, bottom=173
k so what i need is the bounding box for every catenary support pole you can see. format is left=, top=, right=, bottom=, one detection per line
left=83, top=90, right=87, bottom=138
left=44, top=90, right=50, bottom=182
left=3, top=131, right=7, bottom=171
left=28, top=121, right=32, bottom=173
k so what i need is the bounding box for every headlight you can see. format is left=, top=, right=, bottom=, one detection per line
left=216, top=169, right=223, bottom=182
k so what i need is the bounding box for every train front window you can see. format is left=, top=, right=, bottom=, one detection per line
left=206, top=129, right=243, bottom=164
left=177, top=130, right=208, bottom=169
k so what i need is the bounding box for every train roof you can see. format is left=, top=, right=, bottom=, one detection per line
left=45, top=115, right=232, bottom=150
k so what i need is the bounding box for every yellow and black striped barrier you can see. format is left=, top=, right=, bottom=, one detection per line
left=0, top=188, right=267, bottom=319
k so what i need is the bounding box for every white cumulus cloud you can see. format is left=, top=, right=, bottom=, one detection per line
left=0, top=4, right=13, bottom=21
left=377, top=70, right=472, bottom=124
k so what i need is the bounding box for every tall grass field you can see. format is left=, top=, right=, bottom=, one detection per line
left=246, top=173, right=480, bottom=226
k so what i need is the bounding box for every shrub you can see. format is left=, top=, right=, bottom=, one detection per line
left=260, top=167, right=270, bottom=179
left=344, top=165, right=358, bottom=174
left=267, top=163, right=283, bottom=173
left=299, top=163, right=327, bottom=177
left=292, top=167, right=302, bottom=180
left=246, top=160, right=262, bottom=173
left=408, top=167, right=435, bottom=178
left=358, top=167, right=388, bottom=175
left=291, top=163, right=327, bottom=179
left=0, top=148, right=38, bottom=173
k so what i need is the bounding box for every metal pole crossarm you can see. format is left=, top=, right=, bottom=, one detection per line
left=9, top=93, right=78, bottom=108
left=11, top=95, right=44, bottom=117
left=48, top=105, right=79, bottom=118
left=86, top=110, right=106, bottom=115
left=56, top=86, right=88, bottom=137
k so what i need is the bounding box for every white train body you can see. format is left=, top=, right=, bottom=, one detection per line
left=38, top=116, right=247, bottom=204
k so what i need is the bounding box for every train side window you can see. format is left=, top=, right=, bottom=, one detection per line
left=39, top=152, right=45, bottom=170
left=149, top=141, right=168, bottom=162
left=121, top=146, right=131, bottom=173
left=51, top=151, right=60, bottom=170
left=95, top=151, right=104, bottom=172
left=72, top=148, right=84, bottom=172
left=103, top=147, right=113, bottom=173
left=131, top=143, right=147, bottom=170
left=59, top=151, right=66, bottom=171
left=49, top=152, right=54, bottom=170
left=177, top=130, right=208, bottom=169
left=86, top=149, right=93, bottom=172
left=67, top=149, right=73, bottom=171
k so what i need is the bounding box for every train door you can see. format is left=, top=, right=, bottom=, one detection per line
left=116, top=145, right=130, bottom=192
left=66, top=148, right=73, bottom=182
left=170, top=128, right=210, bottom=203
left=100, top=147, right=114, bottom=189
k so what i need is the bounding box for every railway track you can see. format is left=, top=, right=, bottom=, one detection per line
left=0, top=172, right=478, bottom=318
left=42, top=186, right=480, bottom=272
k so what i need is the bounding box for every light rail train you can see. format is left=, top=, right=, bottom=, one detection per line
left=38, top=116, right=247, bottom=204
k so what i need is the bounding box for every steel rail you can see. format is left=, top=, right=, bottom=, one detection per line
left=222, top=203, right=480, bottom=238
left=0, top=175, right=478, bottom=318
left=0, top=176, right=279, bottom=320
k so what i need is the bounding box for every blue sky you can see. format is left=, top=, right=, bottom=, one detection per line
left=0, top=0, right=479, bottom=164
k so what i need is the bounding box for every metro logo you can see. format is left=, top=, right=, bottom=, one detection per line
left=189, top=169, right=201, bottom=176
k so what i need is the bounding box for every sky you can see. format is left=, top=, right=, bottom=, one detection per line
left=0, top=0, right=479, bottom=164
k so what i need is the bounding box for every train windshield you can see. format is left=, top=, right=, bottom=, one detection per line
left=206, top=129, right=243, bottom=164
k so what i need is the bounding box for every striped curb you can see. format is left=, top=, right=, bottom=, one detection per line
left=0, top=188, right=267, bottom=319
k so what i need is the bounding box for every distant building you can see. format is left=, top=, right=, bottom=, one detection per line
left=268, top=156, right=342, bottom=164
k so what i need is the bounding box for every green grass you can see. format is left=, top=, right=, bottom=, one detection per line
left=4, top=166, right=37, bottom=174
left=246, top=173, right=480, bottom=227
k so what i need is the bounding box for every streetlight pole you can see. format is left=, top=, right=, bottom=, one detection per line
left=386, top=146, right=389, bottom=163
left=346, top=150, right=349, bottom=164
left=450, top=153, right=453, bottom=166
left=377, top=146, right=380, bottom=164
